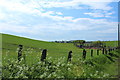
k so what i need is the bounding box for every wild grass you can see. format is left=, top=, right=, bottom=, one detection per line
left=1, top=33, right=119, bottom=78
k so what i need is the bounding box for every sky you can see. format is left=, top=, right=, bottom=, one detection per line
left=0, top=0, right=119, bottom=41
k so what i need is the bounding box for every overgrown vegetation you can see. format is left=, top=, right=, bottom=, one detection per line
left=2, top=50, right=119, bottom=78
left=1, top=33, right=119, bottom=79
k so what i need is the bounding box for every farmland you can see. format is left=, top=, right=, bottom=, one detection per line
left=1, top=33, right=120, bottom=79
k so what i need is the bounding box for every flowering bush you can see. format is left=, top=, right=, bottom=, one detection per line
left=2, top=49, right=119, bottom=79
left=2, top=57, right=76, bottom=79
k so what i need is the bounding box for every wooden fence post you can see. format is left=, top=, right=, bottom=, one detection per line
left=67, top=51, right=72, bottom=62
left=23, top=54, right=26, bottom=64
left=91, top=49, right=93, bottom=57
left=113, top=48, right=114, bottom=51
left=83, top=49, right=86, bottom=59
left=18, top=45, right=23, bottom=62
left=97, top=49, right=99, bottom=55
left=111, top=48, right=113, bottom=51
left=41, top=49, right=47, bottom=61
left=105, top=49, right=108, bottom=54
left=102, top=48, right=105, bottom=54
left=108, top=49, right=111, bottom=53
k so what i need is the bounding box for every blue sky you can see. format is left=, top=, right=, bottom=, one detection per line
left=0, top=0, right=119, bottom=41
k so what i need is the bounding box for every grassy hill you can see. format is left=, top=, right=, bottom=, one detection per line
left=2, top=33, right=85, bottom=64
left=2, top=33, right=118, bottom=63
left=1, top=33, right=119, bottom=78
left=103, top=41, right=118, bottom=47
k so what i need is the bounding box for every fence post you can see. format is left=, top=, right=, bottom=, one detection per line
left=113, top=48, right=114, bottom=51
left=41, top=49, right=47, bottom=61
left=105, top=49, right=108, bottom=54
left=18, top=45, right=23, bottom=62
left=108, top=49, right=111, bottom=53
left=83, top=49, right=86, bottom=59
left=102, top=48, right=105, bottom=54
left=111, top=48, right=113, bottom=51
left=91, top=49, right=93, bottom=57
left=23, top=54, right=26, bottom=64
left=67, top=51, right=72, bottom=62
left=97, top=49, right=99, bottom=55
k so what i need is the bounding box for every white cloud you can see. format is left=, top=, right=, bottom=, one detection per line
left=84, top=11, right=115, bottom=17
left=81, top=2, right=112, bottom=10
left=0, top=9, right=6, bottom=19
left=97, top=28, right=117, bottom=33
left=1, top=17, right=117, bottom=33
left=0, top=0, right=117, bottom=15
left=0, top=0, right=117, bottom=23
left=84, top=13, right=105, bottom=17
left=0, top=23, right=28, bottom=33
left=0, top=0, right=70, bottom=22
left=0, top=0, right=117, bottom=31
left=0, top=0, right=33, bottom=14
left=56, top=12, right=63, bottom=15
left=0, top=0, right=118, bottom=35
left=33, top=0, right=118, bottom=10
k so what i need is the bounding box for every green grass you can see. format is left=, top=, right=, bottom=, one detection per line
left=2, top=33, right=118, bottom=64
left=103, top=41, right=118, bottom=47
left=1, top=33, right=83, bottom=65
left=2, top=33, right=79, bottom=57
left=1, top=33, right=119, bottom=78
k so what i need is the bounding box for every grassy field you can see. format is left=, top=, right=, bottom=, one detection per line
left=1, top=33, right=119, bottom=78
left=2, top=33, right=106, bottom=64
left=103, top=41, right=118, bottom=47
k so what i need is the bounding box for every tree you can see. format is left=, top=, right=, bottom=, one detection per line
left=73, top=40, right=85, bottom=44
left=73, top=40, right=86, bottom=47
left=92, top=41, right=104, bottom=47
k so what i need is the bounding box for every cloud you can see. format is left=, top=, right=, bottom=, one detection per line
left=0, top=0, right=117, bottom=23
left=0, top=9, right=6, bottom=19
left=0, top=0, right=118, bottom=41
left=0, top=23, right=28, bottom=33
left=56, top=12, right=63, bottom=15
left=1, top=19, right=117, bottom=41
left=0, top=0, right=70, bottom=22
left=33, top=0, right=118, bottom=10
left=0, top=0, right=35, bottom=14
left=84, top=10, right=115, bottom=17
left=0, top=0, right=117, bottom=32
left=1, top=16, right=117, bottom=32
left=97, top=28, right=117, bottom=33
left=0, top=0, right=117, bottom=14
